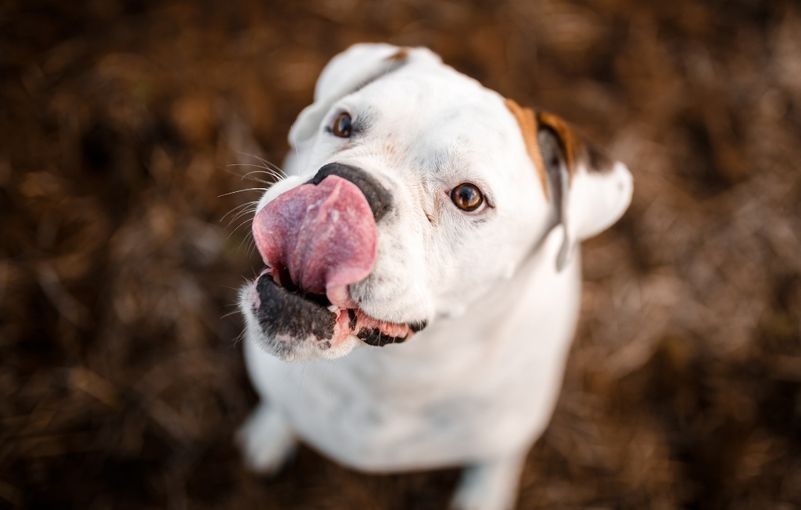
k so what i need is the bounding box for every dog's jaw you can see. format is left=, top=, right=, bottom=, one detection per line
left=239, top=279, right=360, bottom=361
left=238, top=165, right=434, bottom=361
left=239, top=269, right=425, bottom=361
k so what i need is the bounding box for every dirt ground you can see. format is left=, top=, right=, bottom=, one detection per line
left=2, top=1, right=801, bottom=508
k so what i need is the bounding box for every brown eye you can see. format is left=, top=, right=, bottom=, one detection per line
left=331, top=112, right=352, bottom=138
left=450, top=183, right=484, bottom=212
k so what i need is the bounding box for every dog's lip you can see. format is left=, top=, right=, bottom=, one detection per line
left=251, top=267, right=425, bottom=347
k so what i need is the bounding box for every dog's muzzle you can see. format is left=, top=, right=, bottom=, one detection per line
left=247, top=163, right=424, bottom=357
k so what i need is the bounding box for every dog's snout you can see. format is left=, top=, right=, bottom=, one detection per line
left=308, top=163, right=392, bottom=221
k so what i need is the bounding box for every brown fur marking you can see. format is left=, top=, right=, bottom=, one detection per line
left=386, top=48, right=409, bottom=62
left=536, top=111, right=614, bottom=175
left=535, top=111, right=579, bottom=175
left=505, top=99, right=549, bottom=198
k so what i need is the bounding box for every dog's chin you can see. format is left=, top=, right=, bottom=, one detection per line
left=242, top=314, right=361, bottom=361
left=239, top=271, right=427, bottom=362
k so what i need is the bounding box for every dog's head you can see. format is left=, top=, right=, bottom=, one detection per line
left=239, top=43, right=632, bottom=360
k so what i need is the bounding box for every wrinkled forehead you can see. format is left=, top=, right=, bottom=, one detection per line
left=351, top=66, right=514, bottom=155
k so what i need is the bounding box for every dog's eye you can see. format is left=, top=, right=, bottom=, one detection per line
left=330, top=112, right=352, bottom=138
left=450, top=183, right=484, bottom=212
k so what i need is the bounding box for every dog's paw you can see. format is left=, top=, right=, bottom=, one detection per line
left=237, top=404, right=296, bottom=475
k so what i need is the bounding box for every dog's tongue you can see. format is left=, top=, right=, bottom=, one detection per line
left=252, top=176, right=377, bottom=306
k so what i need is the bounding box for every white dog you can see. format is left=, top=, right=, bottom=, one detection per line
left=237, top=43, right=632, bottom=510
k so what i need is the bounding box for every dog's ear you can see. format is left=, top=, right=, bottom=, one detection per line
left=506, top=101, right=633, bottom=271
left=537, top=111, right=633, bottom=270
left=288, top=43, right=441, bottom=148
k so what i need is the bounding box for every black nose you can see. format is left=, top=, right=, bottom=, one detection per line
left=308, top=163, right=392, bottom=221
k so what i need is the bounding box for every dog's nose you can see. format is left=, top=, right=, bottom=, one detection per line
left=308, top=163, right=392, bottom=221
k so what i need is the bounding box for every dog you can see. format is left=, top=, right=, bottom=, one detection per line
left=237, top=43, right=632, bottom=510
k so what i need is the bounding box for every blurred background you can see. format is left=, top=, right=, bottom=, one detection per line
left=2, top=0, right=800, bottom=508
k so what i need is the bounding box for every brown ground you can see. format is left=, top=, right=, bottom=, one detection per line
left=2, top=1, right=801, bottom=508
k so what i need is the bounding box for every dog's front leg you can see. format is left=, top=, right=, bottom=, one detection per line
left=450, top=452, right=527, bottom=510
left=237, top=402, right=296, bottom=474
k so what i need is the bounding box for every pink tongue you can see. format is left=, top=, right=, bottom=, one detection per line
left=252, top=175, right=377, bottom=306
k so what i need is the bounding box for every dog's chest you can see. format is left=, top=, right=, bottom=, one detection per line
left=246, top=337, right=551, bottom=470
left=244, top=260, right=580, bottom=471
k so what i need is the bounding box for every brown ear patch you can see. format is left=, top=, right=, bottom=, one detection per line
left=535, top=111, right=579, bottom=173
left=536, top=111, right=614, bottom=174
left=506, top=99, right=614, bottom=193
left=505, top=99, right=549, bottom=196
left=386, top=48, right=409, bottom=62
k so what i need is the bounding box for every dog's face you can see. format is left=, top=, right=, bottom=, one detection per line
left=239, top=44, right=632, bottom=361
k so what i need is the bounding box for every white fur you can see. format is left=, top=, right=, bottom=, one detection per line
left=238, top=44, right=633, bottom=509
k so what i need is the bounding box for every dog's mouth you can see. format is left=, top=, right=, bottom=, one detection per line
left=245, top=173, right=425, bottom=357
left=251, top=267, right=425, bottom=350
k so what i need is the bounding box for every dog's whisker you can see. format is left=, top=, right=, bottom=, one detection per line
left=218, top=187, right=268, bottom=198
left=221, top=210, right=255, bottom=231
left=244, top=237, right=257, bottom=257
left=220, top=309, right=242, bottom=320
left=233, top=239, right=252, bottom=254
left=227, top=207, right=257, bottom=227
left=230, top=152, right=288, bottom=178
left=238, top=174, right=272, bottom=186
left=237, top=152, right=287, bottom=176
left=223, top=202, right=257, bottom=223
left=234, top=230, right=258, bottom=255
left=227, top=219, right=255, bottom=245
left=229, top=209, right=255, bottom=230
left=223, top=225, right=248, bottom=243
left=231, top=327, right=247, bottom=345
left=242, top=176, right=274, bottom=186
left=234, top=150, right=272, bottom=166
left=238, top=170, right=279, bottom=185
left=227, top=163, right=283, bottom=179
left=224, top=164, right=275, bottom=185
left=220, top=200, right=258, bottom=220
left=226, top=216, right=256, bottom=240
left=220, top=200, right=258, bottom=223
